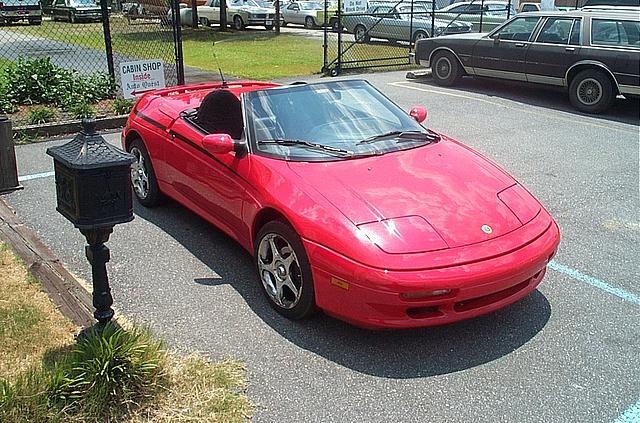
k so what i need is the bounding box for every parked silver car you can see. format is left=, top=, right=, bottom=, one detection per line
left=281, top=1, right=323, bottom=28
left=197, top=0, right=277, bottom=29
left=343, top=3, right=473, bottom=43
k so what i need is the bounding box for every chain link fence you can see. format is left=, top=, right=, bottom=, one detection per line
left=322, top=0, right=585, bottom=76
left=0, top=0, right=183, bottom=128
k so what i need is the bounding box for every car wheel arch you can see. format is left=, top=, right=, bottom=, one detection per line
left=429, top=47, right=466, bottom=74
left=566, top=61, right=619, bottom=95
left=124, top=130, right=143, bottom=151
left=252, top=207, right=298, bottom=251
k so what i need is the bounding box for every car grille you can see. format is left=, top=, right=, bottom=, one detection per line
left=252, top=13, right=266, bottom=18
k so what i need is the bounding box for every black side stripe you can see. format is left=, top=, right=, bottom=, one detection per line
left=168, top=130, right=254, bottom=189
left=136, top=111, right=167, bottom=131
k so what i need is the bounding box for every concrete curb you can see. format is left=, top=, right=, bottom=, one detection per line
left=0, top=196, right=94, bottom=328
left=16, top=115, right=128, bottom=139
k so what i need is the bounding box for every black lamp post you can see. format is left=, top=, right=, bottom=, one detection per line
left=47, top=119, right=134, bottom=326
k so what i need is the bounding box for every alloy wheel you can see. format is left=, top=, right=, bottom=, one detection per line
left=257, top=233, right=303, bottom=309
left=130, top=147, right=149, bottom=199
left=435, top=56, right=452, bottom=80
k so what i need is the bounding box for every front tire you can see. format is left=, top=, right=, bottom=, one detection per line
left=431, top=50, right=462, bottom=87
left=69, top=12, right=76, bottom=23
left=304, top=16, right=315, bottom=29
left=569, top=69, right=615, bottom=114
left=200, top=17, right=210, bottom=26
left=413, top=30, right=428, bottom=43
left=233, top=15, right=244, bottom=30
left=255, top=221, right=317, bottom=320
left=128, top=138, right=162, bottom=207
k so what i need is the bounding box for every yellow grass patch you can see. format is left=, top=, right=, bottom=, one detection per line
left=0, top=243, right=77, bottom=380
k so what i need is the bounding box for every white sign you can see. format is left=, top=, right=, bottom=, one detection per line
left=342, top=0, right=366, bottom=13
left=119, top=59, right=166, bottom=99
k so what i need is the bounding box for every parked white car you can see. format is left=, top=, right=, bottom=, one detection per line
left=281, top=1, right=323, bottom=28
left=198, top=0, right=277, bottom=29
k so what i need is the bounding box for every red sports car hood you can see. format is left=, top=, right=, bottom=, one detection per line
left=287, top=138, right=533, bottom=250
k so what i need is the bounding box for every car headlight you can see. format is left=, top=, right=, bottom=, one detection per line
left=497, top=184, right=540, bottom=225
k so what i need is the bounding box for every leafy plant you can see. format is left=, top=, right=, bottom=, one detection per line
left=112, top=98, right=135, bottom=115
left=0, top=58, right=115, bottom=109
left=65, top=98, right=95, bottom=119
left=27, top=107, right=57, bottom=125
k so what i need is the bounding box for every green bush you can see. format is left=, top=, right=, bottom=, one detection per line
left=0, top=58, right=115, bottom=108
left=27, top=107, right=57, bottom=125
left=65, top=98, right=95, bottom=119
left=112, top=98, right=135, bottom=115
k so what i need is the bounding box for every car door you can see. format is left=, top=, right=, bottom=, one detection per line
left=165, top=117, right=251, bottom=246
left=285, top=2, right=301, bottom=24
left=471, top=16, right=542, bottom=81
left=198, top=0, right=220, bottom=23
left=369, top=6, right=397, bottom=39
left=525, top=17, right=581, bottom=85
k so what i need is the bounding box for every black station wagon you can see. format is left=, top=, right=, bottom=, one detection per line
left=412, top=8, right=640, bottom=113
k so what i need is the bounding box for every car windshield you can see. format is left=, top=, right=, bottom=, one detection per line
left=257, top=1, right=272, bottom=6
left=300, top=2, right=322, bottom=9
left=231, top=0, right=261, bottom=6
left=398, top=5, right=431, bottom=16
left=245, top=80, right=436, bottom=161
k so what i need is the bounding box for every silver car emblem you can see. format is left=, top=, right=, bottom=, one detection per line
left=481, top=225, right=493, bottom=234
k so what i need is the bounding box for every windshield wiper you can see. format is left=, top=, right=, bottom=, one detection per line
left=357, top=130, right=439, bottom=145
left=258, top=139, right=353, bottom=156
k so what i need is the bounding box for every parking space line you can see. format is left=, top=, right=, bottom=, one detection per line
left=18, top=171, right=55, bottom=182
left=389, top=81, right=639, bottom=135
left=549, top=261, right=640, bottom=306
left=614, top=399, right=640, bottom=423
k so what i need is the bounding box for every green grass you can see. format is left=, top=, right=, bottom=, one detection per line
left=7, top=18, right=324, bottom=79
left=0, top=242, right=252, bottom=422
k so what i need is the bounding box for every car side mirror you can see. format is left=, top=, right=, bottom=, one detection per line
left=493, top=34, right=501, bottom=44
left=202, top=133, right=235, bottom=154
left=409, top=106, right=427, bottom=123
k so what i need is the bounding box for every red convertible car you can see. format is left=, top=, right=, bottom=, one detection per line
left=122, top=79, right=560, bottom=329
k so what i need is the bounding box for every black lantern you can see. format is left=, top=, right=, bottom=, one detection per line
left=47, top=119, right=134, bottom=326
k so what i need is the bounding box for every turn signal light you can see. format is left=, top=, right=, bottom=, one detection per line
left=400, top=289, right=452, bottom=300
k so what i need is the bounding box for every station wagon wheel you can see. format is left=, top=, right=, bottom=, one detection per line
left=413, top=30, right=428, bottom=43
left=305, top=16, right=315, bottom=29
left=354, top=25, right=369, bottom=43
left=233, top=15, right=244, bottom=30
left=255, top=221, right=316, bottom=319
left=200, top=16, right=210, bottom=26
left=128, top=138, right=162, bottom=207
left=569, top=69, right=615, bottom=114
left=431, top=50, right=462, bottom=87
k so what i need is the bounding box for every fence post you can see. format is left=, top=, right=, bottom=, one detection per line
left=507, top=0, right=511, bottom=19
left=0, top=116, right=22, bottom=194
left=337, top=0, right=342, bottom=74
left=479, top=0, right=485, bottom=33
left=275, top=0, right=280, bottom=34
left=431, top=0, right=435, bottom=39
left=99, top=0, right=115, bottom=82
left=173, top=0, right=185, bottom=85
left=191, top=0, right=199, bottom=29
left=220, top=0, right=227, bottom=30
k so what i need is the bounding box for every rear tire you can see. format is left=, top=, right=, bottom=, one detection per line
left=128, top=138, right=163, bottom=207
left=233, top=15, right=244, bottom=30
left=200, top=17, right=210, bottom=26
left=255, top=221, right=317, bottom=320
left=568, top=69, right=615, bottom=114
left=431, top=50, right=462, bottom=87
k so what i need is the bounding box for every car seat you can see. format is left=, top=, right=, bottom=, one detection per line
left=197, top=89, right=244, bottom=139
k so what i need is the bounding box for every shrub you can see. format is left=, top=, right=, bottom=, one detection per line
left=65, top=98, right=95, bottom=120
left=113, top=98, right=135, bottom=115
left=27, top=107, right=57, bottom=125
left=0, top=58, right=115, bottom=108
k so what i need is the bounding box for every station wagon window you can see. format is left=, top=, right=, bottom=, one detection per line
left=492, top=16, right=540, bottom=41
left=591, top=19, right=640, bottom=48
left=448, top=4, right=483, bottom=13
left=287, top=3, right=299, bottom=9
left=536, top=18, right=573, bottom=44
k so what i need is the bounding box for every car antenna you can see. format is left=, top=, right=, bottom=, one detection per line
left=212, top=42, right=228, bottom=88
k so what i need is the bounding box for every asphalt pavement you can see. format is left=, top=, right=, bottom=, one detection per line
left=4, top=71, right=639, bottom=422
